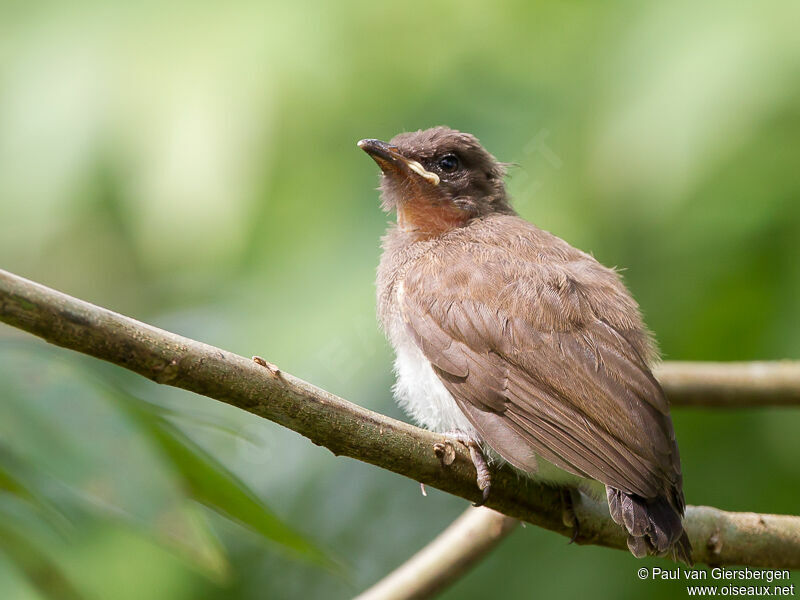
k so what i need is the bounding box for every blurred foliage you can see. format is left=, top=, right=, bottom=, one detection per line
left=0, top=345, right=335, bottom=600
left=1, top=0, right=799, bottom=598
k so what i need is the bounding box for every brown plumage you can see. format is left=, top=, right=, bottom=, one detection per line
left=359, top=126, right=692, bottom=563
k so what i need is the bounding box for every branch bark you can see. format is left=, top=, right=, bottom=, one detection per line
left=1, top=268, right=799, bottom=569
left=354, top=506, right=519, bottom=600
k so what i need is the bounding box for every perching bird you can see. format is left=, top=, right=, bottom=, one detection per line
left=358, top=126, right=692, bottom=563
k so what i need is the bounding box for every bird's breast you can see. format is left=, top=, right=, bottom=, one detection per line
left=386, top=283, right=478, bottom=436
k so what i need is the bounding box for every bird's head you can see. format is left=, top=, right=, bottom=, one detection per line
left=358, top=126, right=513, bottom=235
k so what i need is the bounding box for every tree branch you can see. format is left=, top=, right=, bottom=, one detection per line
left=1, top=268, right=799, bottom=568
left=355, top=507, right=519, bottom=600
left=655, top=361, right=800, bottom=408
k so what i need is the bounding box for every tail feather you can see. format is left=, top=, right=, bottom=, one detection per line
left=607, top=486, right=693, bottom=565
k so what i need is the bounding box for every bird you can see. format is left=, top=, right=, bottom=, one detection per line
left=357, top=126, right=692, bottom=563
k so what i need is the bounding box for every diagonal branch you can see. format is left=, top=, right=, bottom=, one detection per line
left=355, top=506, right=519, bottom=600
left=1, top=268, right=799, bottom=568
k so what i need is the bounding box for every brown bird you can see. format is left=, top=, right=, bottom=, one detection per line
left=358, top=126, right=691, bottom=563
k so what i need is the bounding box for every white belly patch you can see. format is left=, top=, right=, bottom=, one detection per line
left=391, top=330, right=478, bottom=436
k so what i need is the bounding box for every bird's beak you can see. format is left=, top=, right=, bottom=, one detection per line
left=357, top=139, right=440, bottom=186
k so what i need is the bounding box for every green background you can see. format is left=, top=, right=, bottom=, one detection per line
left=1, top=0, right=799, bottom=598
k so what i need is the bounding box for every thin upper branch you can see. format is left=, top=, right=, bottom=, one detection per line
left=1, top=268, right=799, bottom=568
left=655, top=361, right=800, bottom=407
left=355, top=507, right=519, bottom=600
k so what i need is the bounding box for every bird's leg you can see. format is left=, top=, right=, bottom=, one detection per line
left=434, top=431, right=492, bottom=506
left=466, top=443, right=492, bottom=506
left=560, top=487, right=581, bottom=544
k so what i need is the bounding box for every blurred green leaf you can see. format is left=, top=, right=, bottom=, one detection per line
left=116, top=392, right=339, bottom=573
left=0, top=496, right=86, bottom=600
left=0, top=344, right=340, bottom=598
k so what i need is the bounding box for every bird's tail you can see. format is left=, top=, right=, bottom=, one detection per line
left=606, top=486, right=692, bottom=565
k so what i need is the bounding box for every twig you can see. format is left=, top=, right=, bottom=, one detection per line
left=355, top=507, right=519, bottom=600
left=1, top=268, right=799, bottom=568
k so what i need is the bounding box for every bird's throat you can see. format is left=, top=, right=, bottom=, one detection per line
left=397, top=198, right=471, bottom=237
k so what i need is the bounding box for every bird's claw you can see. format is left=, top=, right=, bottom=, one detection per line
left=560, top=488, right=581, bottom=544
left=473, top=484, right=491, bottom=507
left=435, top=432, right=492, bottom=506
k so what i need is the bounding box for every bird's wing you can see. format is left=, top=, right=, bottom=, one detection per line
left=399, top=241, right=682, bottom=500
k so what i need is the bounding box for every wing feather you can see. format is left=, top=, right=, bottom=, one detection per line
left=399, top=239, right=682, bottom=500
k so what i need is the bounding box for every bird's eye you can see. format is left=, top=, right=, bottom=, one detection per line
left=437, top=154, right=459, bottom=173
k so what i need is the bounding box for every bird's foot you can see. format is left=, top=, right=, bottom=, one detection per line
left=560, top=487, right=581, bottom=544
left=434, top=431, right=492, bottom=506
